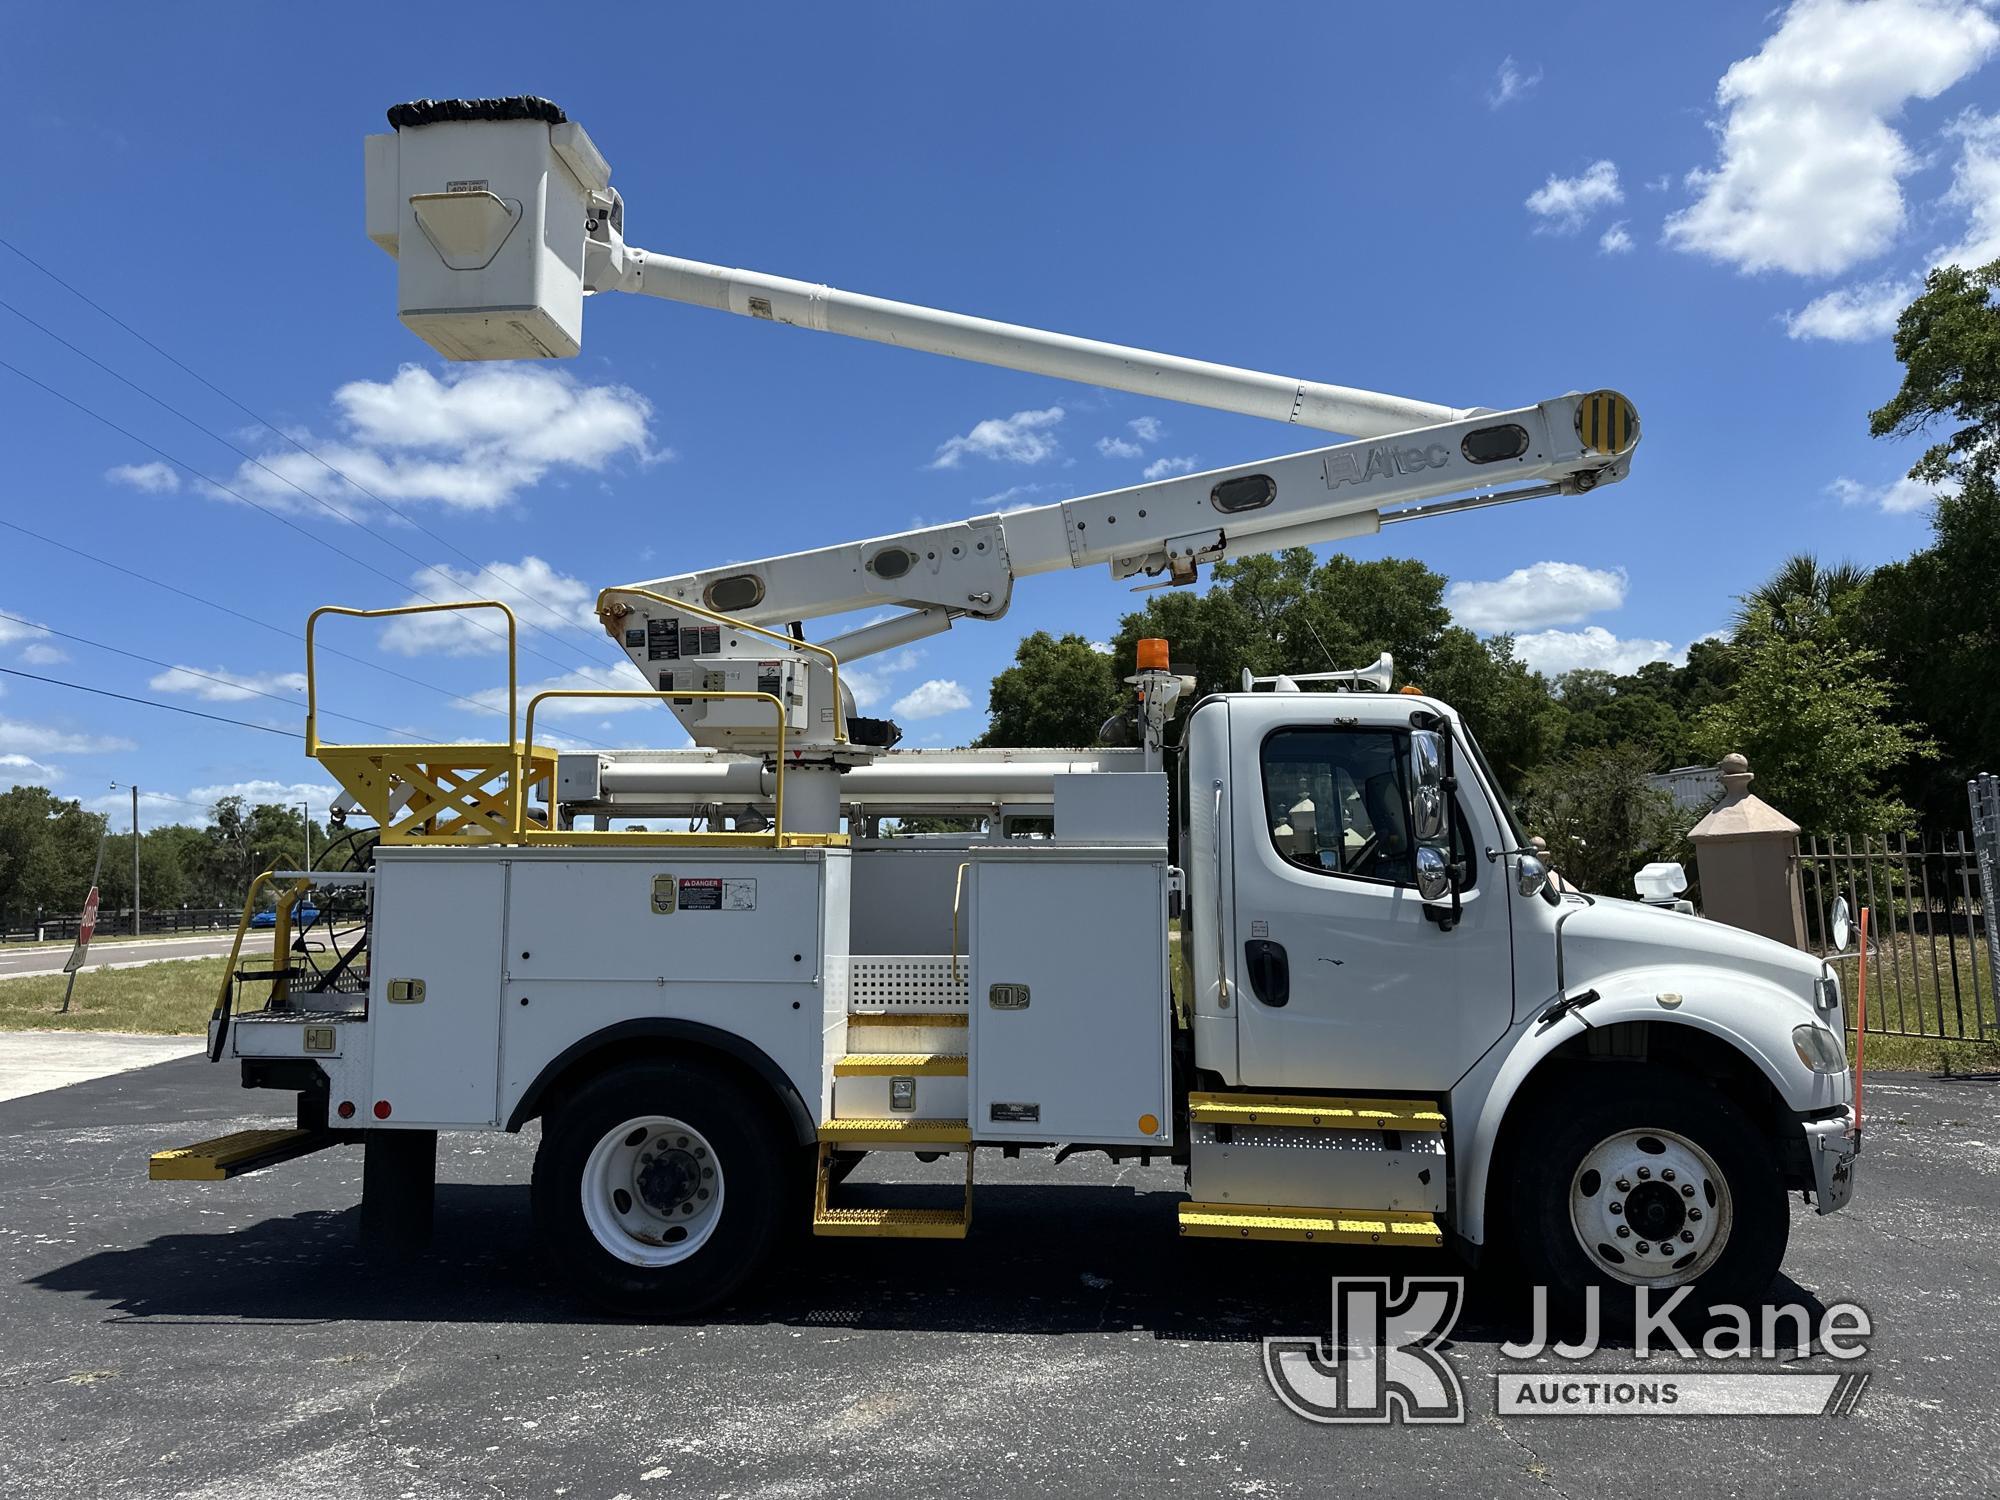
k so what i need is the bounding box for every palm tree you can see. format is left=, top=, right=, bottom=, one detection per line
left=1735, top=553, right=1870, bottom=641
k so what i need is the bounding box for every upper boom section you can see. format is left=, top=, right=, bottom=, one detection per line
left=364, top=96, right=1468, bottom=439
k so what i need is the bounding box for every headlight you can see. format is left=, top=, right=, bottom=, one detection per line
left=1792, top=1022, right=1847, bottom=1074
left=1813, top=975, right=1842, bottom=1014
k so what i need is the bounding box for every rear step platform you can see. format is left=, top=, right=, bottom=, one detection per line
left=812, top=1127, right=973, bottom=1239
left=149, top=1128, right=338, bottom=1182
left=1178, top=1202, right=1444, bottom=1246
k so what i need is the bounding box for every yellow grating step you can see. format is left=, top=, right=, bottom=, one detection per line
left=833, top=1053, right=967, bottom=1077
left=1178, top=1202, right=1444, bottom=1246
left=1187, top=1091, right=1445, bottom=1131
left=812, top=1206, right=968, bottom=1239
left=818, top=1117, right=971, bottom=1144
left=812, top=1141, right=972, bottom=1239
left=149, top=1128, right=336, bottom=1182
left=846, top=1011, right=968, bottom=1029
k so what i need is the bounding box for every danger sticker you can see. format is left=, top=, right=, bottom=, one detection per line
left=672, top=878, right=757, bottom=911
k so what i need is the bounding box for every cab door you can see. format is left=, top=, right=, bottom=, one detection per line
left=1225, top=697, right=1514, bottom=1093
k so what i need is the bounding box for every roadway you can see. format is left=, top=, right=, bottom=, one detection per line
left=0, top=1057, right=1992, bottom=1497
left=0, top=933, right=240, bottom=981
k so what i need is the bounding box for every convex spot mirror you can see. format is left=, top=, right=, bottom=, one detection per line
left=1416, top=846, right=1452, bottom=902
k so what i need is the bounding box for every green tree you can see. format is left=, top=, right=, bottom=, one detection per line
left=1517, top=742, right=1681, bottom=897
left=1690, top=602, right=1932, bottom=836
left=0, top=787, right=102, bottom=927
left=1419, top=630, right=1565, bottom=795
left=1854, top=257, right=2000, bottom=821
left=976, top=631, right=1123, bottom=748
left=1734, top=552, right=1870, bottom=644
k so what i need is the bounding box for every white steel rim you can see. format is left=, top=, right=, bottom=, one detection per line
left=580, top=1114, right=725, bottom=1267
left=1568, top=1127, right=1733, bottom=1287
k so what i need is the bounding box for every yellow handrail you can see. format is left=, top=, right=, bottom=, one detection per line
left=305, top=601, right=521, bottom=753
left=518, top=688, right=790, bottom=838
left=595, top=586, right=847, bottom=744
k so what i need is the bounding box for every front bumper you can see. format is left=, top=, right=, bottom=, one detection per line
left=1804, top=1111, right=1859, bottom=1215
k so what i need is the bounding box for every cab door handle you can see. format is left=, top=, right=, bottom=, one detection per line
left=1244, top=939, right=1289, bottom=1008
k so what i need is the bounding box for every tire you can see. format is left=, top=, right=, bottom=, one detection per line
left=1509, top=1069, right=1788, bottom=1323
left=532, top=1058, right=794, bottom=1317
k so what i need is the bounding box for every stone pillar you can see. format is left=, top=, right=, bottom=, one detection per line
left=1687, top=753, right=1807, bottom=949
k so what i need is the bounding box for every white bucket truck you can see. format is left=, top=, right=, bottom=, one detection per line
left=150, top=98, right=1857, bottom=1318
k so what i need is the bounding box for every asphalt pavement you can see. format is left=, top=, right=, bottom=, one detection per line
left=0, top=1058, right=1993, bottom=1499
left=0, top=933, right=239, bottom=981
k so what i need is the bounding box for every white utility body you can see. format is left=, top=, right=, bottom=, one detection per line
left=151, top=98, right=1857, bottom=1320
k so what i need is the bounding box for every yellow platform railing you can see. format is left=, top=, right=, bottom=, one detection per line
left=306, top=600, right=554, bottom=844
left=304, top=596, right=847, bottom=849
left=207, top=866, right=311, bottom=1060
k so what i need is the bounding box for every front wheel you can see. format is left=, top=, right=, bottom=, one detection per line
left=532, top=1059, right=793, bottom=1317
left=1510, top=1070, right=1789, bottom=1320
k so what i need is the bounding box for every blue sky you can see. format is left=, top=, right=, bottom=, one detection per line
left=3, top=1, right=1997, bottom=828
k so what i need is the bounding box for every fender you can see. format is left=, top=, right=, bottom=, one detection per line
left=506, top=1017, right=817, bottom=1145
left=1450, top=968, right=1834, bottom=1245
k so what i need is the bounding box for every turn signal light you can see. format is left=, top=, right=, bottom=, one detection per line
left=1136, top=638, right=1170, bottom=671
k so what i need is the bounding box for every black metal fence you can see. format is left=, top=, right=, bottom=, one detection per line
left=0, top=908, right=239, bottom=945
left=1796, top=833, right=1992, bottom=1041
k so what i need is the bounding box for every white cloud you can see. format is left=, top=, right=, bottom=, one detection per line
left=930, top=407, right=1064, bottom=468
left=1937, top=108, right=2000, bottom=268
left=217, top=364, right=660, bottom=513
left=1784, top=275, right=1917, bottom=340
left=1096, top=436, right=1143, bottom=460
left=376, top=556, right=597, bottom=657
left=1827, top=473, right=1953, bottom=513
left=19, top=643, right=67, bottom=665
left=1525, top=160, right=1623, bottom=234
left=1511, top=626, right=1683, bottom=678
left=1142, top=455, right=1198, bottom=481
left=105, top=460, right=181, bottom=493
left=83, top=778, right=345, bottom=829
left=0, top=611, right=51, bottom=649
left=842, top=649, right=923, bottom=711
left=1447, top=562, right=1629, bottom=634
left=1785, top=108, right=2000, bottom=340
left=1645, top=174, right=1672, bottom=193
left=1128, top=416, right=1164, bottom=443
left=892, top=679, right=971, bottom=720
left=0, top=752, right=60, bottom=783
left=1664, top=0, right=2000, bottom=277
left=1598, top=221, right=1635, bottom=256
left=0, top=717, right=135, bottom=755
left=146, top=664, right=307, bottom=704
left=1488, top=55, right=1544, bottom=110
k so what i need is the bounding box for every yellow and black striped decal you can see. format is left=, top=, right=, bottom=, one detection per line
left=1575, top=390, right=1639, bottom=455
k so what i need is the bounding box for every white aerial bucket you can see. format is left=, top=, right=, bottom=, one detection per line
left=364, top=97, right=607, bottom=361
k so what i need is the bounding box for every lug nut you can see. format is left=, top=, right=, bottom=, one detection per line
left=1636, top=1167, right=1651, bottom=1180
left=1688, top=1208, right=1703, bottom=1221
left=1636, top=1241, right=1650, bottom=1254
left=1681, top=1184, right=1695, bottom=1198
left=1662, top=1169, right=1677, bottom=1182
left=1608, top=1202, right=1623, bottom=1215
left=1616, top=1178, right=1632, bottom=1192
left=1680, top=1230, right=1696, bottom=1243
left=1616, top=1225, right=1631, bottom=1238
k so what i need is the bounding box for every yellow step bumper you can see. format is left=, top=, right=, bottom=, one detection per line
left=832, top=1053, right=968, bottom=1077
left=1187, top=1091, right=1445, bottom=1131
left=149, top=1128, right=336, bottom=1182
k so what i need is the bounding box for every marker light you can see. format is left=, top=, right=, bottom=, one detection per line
left=373, top=1100, right=393, bottom=1120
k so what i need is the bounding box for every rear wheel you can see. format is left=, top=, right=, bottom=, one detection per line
left=532, top=1059, right=793, bottom=1317
left=1510, top=1070, right=1788, bottom=1321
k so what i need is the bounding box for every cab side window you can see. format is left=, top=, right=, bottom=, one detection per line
left=1259, top=727, right=1414, bottom=886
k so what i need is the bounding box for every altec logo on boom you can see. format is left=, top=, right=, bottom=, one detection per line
left=1322, top=442, right=1452, bottom=489
left=1264, top=1278, right=1873, bottom=1423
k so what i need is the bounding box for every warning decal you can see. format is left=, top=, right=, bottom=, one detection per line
left=673, top=877, right=757, bottom=911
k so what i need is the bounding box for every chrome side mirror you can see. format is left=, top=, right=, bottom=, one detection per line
left=1408, top=730, right=1445, bottom=843
left=1518, top=852, right=1551, bottom=901
left=1416, top=845, right=1452, bottom=901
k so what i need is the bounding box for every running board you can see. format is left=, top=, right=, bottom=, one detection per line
left=149, top=1127, right=338, bottom=1182
left=1177, top=1202, right=1444, bottom=1246
left=1186, top=1091, right=1445, bottom=1131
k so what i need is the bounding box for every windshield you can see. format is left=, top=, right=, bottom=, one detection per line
left=1457, top=720, right=1526, bottom=846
